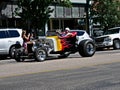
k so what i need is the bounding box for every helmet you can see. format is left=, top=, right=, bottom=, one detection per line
left=65, top=27, right=70, bottom=31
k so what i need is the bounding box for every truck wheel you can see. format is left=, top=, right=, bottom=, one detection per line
left=113, top=40, right=120, bottom=49
left=35, top=48, right=47, bottom=62
left=14, top=50, right=24, bottom=62
left=78, top=40, right=96, bottom=57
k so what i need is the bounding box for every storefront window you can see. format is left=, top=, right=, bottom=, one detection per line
left=64, top=7, right=72, bottom=18
left=56, top=6, right=63, bottom=18
left=72, top=7, right=79, bottom=18
left=80, top=7, right=85, bottom=18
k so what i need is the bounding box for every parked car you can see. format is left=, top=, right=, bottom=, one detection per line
left=70, top=30, right=93, bottom=44
left=0, top=28, right=23, bottom=58
left=95, top=27, right=120, bottom=49
left=14, top=29, right=96, bottom=62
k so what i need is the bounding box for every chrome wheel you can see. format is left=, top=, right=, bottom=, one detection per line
left=86, top=43, right=95, bottom=55
left=35, top=48, right=47, bottom=62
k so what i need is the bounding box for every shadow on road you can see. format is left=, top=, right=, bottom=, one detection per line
left=22, top=55, right=83, bottom=63
left=0, top=55, right=10, bottom=60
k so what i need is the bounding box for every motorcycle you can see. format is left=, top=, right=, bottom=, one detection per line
left=14, top=40, right=47, bottom=62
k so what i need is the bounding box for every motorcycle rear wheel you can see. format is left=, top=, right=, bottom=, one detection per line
left=14, top=50, right=25, bottom=62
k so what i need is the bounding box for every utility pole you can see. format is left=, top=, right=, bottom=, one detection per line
left=86, top=0, right=93, bottom=36
left=86, top=0, right=90, bottom=35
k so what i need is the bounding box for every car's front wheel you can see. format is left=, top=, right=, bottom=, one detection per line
left=35, top=48, right=47, bottom=62
left=113, top=40, right=120, bottom=49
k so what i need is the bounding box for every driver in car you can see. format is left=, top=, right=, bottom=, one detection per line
left=56, top=27, right=77, bottom=50
left=56, top=27, right=74, bottom=38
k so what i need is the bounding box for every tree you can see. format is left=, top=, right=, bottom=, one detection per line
left=90, top=0, right=120, bottom=29
left=15, top=0, right=71, bottom=35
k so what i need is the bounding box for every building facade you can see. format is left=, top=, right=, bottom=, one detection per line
left=0, top=0, right=87, bottom=32
left=48, top=0, right=86, bottom=31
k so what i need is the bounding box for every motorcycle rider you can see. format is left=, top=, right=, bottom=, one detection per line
left=22, top=30, right=33, bottom=54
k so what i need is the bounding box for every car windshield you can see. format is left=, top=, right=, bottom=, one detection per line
left=93, top=29, right=104, bottom=37
left=46, top=31, right=57, bottom=36
left=104, top=29, right=119, bottom=35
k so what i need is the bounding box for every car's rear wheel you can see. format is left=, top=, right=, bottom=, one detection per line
left=78, top=40, right=96, bottom=57
left=35, top=48, right=47, bottom=62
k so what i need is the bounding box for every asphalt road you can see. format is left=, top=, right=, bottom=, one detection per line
left=0, top=62, right=120, bottom=90
left=0, top=50, right=120, bottom=90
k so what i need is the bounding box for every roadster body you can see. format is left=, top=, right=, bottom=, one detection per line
left=14, top=30, right=96, bottom=62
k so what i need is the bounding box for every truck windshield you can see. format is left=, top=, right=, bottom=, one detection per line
left=104, top=29, right=119, bottom=35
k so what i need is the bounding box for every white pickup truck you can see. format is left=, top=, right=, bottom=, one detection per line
left=95, top=27, right=120, bottom=49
